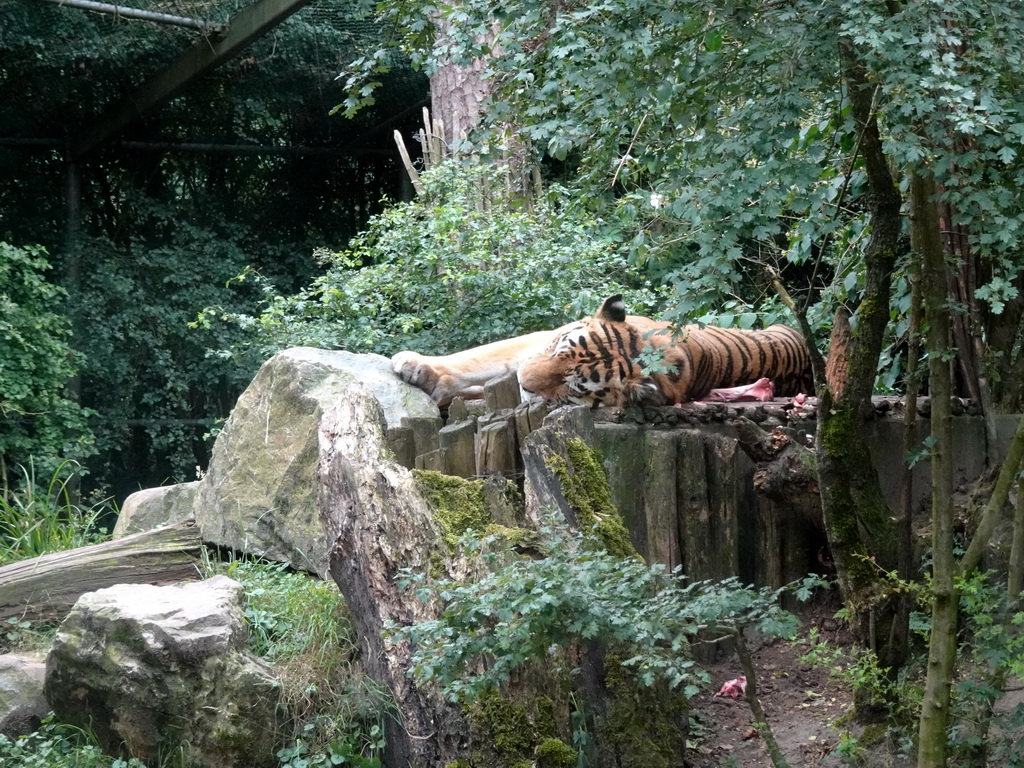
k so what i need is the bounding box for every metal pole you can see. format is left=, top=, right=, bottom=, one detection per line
left=38, top=0, right=225, bottom=33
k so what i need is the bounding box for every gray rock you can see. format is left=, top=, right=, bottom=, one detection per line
left=116, top=347, right=439, bottom=573
left=112, top=482, right=199, bottom=537
left=44, top=576, right=280, bottom=768
left=0, top=652, right=48, bottom=739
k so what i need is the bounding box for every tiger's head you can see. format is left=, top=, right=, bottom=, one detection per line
left=517, top=295, right=668, bottom=408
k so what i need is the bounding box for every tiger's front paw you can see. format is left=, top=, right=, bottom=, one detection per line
left=392, top=350, right=440, bottom=390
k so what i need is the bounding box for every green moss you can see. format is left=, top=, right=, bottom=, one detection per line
left=548, top=439, right=637, bottom=558
left=444, top=762, right=472, bottom=768
left=596, top=653, right=688, bottom=767
left=533, top=695, right=557, bottom=739
left=413, top=471, right=530, bottom=551
left=414, top=470, right=492, bottom=545
left=468, top=689, right=535, bottom=761
left=535, top=738, right=576, bottom=768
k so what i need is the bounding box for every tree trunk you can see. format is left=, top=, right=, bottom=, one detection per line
left=427, top=17, right=536, bottom=197
left=816, top=39, right=902, bottom=672
left=429, top=19, right=491, bottom=155
left=0, top=520, right=202, bottom=622
left=317, top=391, right=470, bottom=767
left=892, top=269, right=923, bottom=662
left=912, top=169, right=958, bottom=768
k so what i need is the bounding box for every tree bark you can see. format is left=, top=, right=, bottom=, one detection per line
left=912, top=168, right=958, bottom=768
left=427, top=17, right=536, bottom=198
left=317, top=392, right=470, bottom=767
left=429, top=19, right=491, bottom=155
left=816, top=38, right=902, bottom=671
left=0, top=520, right=202, bottom=622
left=892, top=268, right=923, bottom=663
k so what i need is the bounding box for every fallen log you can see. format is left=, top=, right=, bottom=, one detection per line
left=0, top=520, right=203, bottom=622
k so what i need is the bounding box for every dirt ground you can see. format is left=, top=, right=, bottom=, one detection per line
left=687, top=599, right=908, bottom=768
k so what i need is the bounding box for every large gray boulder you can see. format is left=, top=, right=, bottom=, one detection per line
left=44, top=576, right=280, bottom=768
left=0, top=652, right=48, bottom=739
left=115, top=348, right=438, bottom=573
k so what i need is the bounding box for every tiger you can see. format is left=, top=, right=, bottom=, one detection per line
left=517, top=294, right=812, bottom=407
left=392, top=294, right=813, bottom=407
left=391, top=312, right=664, bottom=406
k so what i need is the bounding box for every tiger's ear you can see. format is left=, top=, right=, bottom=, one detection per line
left=596, top=294, right=627, bottom=322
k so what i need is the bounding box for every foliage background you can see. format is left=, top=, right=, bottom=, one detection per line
left=203, top=162, right=663, bottom=360
left=0, top=0, right=427, bottom=500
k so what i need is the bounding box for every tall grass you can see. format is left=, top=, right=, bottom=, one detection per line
left=0, top=461, right=113, bottom=565
left=210, top=557, right=392, bottom=765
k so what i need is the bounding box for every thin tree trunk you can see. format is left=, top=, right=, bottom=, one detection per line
left=912, top=168, right=958, bottom=768
left=891, top=271, right=922, bottom=658
left=1010, top=475, right=1024, bottom=599
left=815, top=39, right=901, bottom=673
left=733, top=628, right=791, bottom=768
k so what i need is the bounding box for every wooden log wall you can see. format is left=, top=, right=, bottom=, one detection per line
left=387, top=379, right=994, bottom=593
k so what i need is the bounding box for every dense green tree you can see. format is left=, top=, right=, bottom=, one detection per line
left=0, top=243, right=94, bottom=489
left=0, top=0, right=427, bottom=498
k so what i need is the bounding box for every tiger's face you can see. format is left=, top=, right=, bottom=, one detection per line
left=518, top=295, right=666, bottom=407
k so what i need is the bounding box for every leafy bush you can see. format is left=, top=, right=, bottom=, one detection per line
left=0, top=717, right=147, bottom=768
left=392, top=521, right=799, bottom=703
left=0, top=243, right=94, bottom=486
left=201, top=161, right=664, bottom=359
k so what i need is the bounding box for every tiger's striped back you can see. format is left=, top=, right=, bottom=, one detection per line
left=661, top=323, right=812, bottom=403
left=517, top=295, right=812, bottom=407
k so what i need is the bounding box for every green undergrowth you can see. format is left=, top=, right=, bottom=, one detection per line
left=1, top=616, right=60, bottom=655
left=0, top=461, right=114, bottom=566
left=208, top=557, right=391, bottom=767
left=0, top=716, right=155, bottom=768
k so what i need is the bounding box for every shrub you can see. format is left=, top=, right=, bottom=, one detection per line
left=201, top=161, right=663, bottom=359
left=0, top=717, right=147, bottom=768
left=0, top=243, right=94, bottom=486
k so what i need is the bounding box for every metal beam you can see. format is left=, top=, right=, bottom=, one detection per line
left=70, top=0, right=314, bottom=159
left=39, top=0, right=223, bottom=33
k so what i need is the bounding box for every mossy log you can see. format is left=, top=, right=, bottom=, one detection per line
left=0, top=521, right=202, bottom=622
